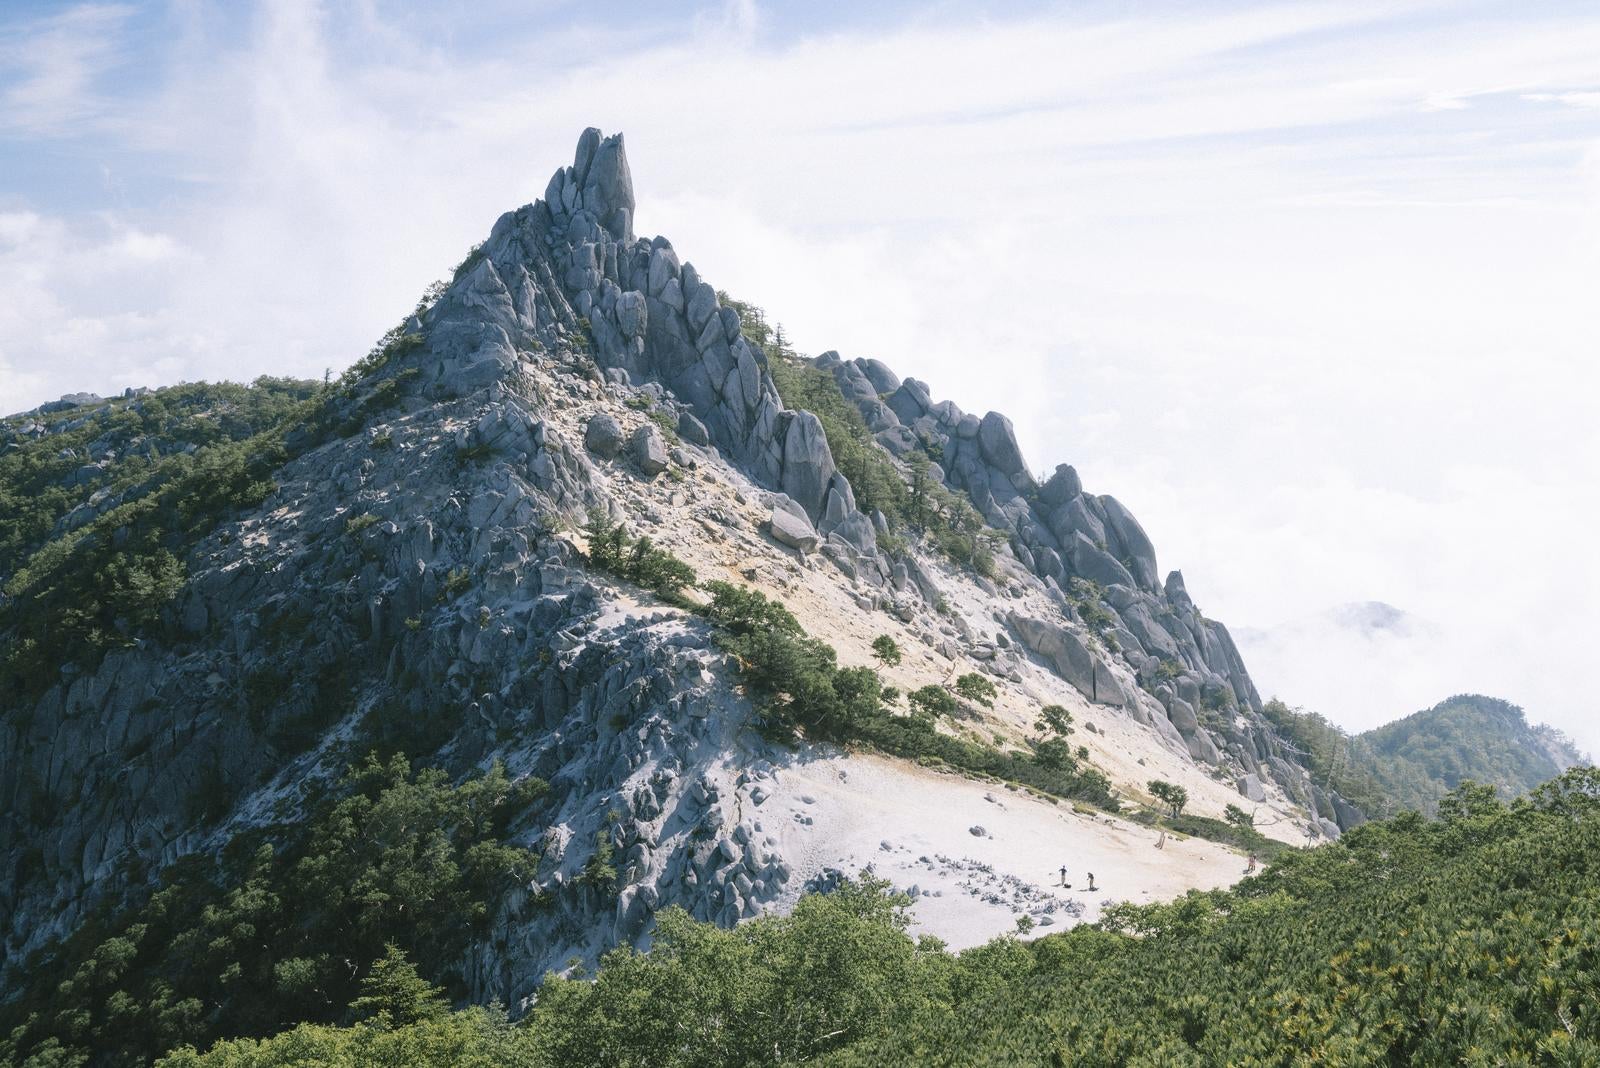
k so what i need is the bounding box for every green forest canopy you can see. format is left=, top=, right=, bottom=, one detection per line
left=42, top=768, right=1594, bottom=1068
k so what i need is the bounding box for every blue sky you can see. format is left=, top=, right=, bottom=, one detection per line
left=2, top=0, right=1598, bottom=750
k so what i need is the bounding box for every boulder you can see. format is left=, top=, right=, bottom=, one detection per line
left=1098, top=495, right=1159, bottom=590
left=831, top=511, right=877, bottom=556
left=584, top=413, right=624, bottom=458
left=857, top=358, right=900, bottom=394
left=828, top=358, right=879, bottom=406
left=977, top=411, right=1028, bottom=477
left=583, top=131, right=635, bottom=240
left=1039, top=464, right=1083, bottom=509
left=1007, top=612, right=1123, bottom=706
left=615, top=291, right=648, bottom=338
left=1067, top=531, right=1136, bottom=589
left=779, top=411, right=836, bottom=519
left=676, top=411, right=710, bottom=446
left=885, top=379, right=931, bottom=425
left=1047, top=496, right=1108, bottom=548
left=629, top=425, right=669, bottom=476
left=875, top=425, right=917, bottom=456
left=768, top=507, right=820, bottom=553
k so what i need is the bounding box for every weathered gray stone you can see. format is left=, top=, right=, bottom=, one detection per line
left=885, top=379, right=931, bottom=425
left=1039, top=464, right=1082, bottom=509
left=647, top=247, right=679, bottom=297
left=875, top=425, right=917, bottom=456
left=584, top=413, right=624, bottom=458
left=1098, top=495, right=1159, bottom=591
left=1068, top=531, right=1136, bottom=589
left=768, top=507, right=820, bottom=553
left=615, top=291, right=648, bottom=338
left=856, top=358, right=900, bottom=395
left=1047, top=495, right=1107, bottom=548
left=779, top=411, right=835, bottom=519
left=583, top=132, right=635, bottom=240
left=676, top=411, right=710, bottom=446
left=977, top=411, right=1027, bottom=476
left=629, top=425, right=669, bottom=476
left=1007, top=612, right=1123, bottom=706
left=831, top=511, right=877, bottom=556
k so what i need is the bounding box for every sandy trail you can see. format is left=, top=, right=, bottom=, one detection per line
left=756, top=751, right=1250, bottom=949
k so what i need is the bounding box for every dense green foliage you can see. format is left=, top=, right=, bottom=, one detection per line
left=1266, top=693, right=1588, bottom=818
left=0, top=381, right=313, bottom=577
left=954, top=672, right=997, bottom=708
left=156, top=1006, right=532, bottom=1068
left=1360, top=694, right=1587, bottom=815
left=1147, top=779, right=1189, bottom=817
left=151, top=771, right=1600, bottom=1066
left=869, top=634, right=901, bottom=666
left=0, top=758, right=546, bottom=1068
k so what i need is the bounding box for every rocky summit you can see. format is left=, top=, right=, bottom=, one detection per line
left=2, top=130, right=1366, bottom=1046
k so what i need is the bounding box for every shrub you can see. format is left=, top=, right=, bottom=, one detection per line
left=871, top=634, right=902, bottom=667
left=584, top=511, right=698, bottom=604
left=955, top=673, right=997, bottom=708
left=908, top=685, right=958, bottom=720
left=1036, top=705, right=1073, bottom=737
left=1148, top=779, right=1189, bottom=818
left=344, top=512, right=380, bottom=535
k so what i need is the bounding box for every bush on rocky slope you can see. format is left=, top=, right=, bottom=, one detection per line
left=700, top=582, right=1115, bottom=804
left=0, top=758, right=547, bottom=1068
left=0, top=371, right=419, bottom=700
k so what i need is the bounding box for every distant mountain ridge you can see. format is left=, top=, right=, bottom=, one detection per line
left=1265, top=692, right=1588, bottom=821
left=1356, top=694, right=1587, bottom=816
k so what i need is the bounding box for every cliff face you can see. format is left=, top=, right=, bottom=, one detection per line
left=1, top=129, right=1341, bottom=1002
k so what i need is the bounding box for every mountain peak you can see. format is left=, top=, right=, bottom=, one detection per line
left=544, top=126, right=635, bottom=242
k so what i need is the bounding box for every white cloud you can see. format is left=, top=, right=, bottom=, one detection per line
left=1525, top=91, right=1600, bottom=109
left=0, top=3, right=132, bottom=136
left=2, top=0, right=1598, bottom=751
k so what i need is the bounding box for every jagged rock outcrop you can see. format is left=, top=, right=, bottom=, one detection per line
left=815, top=352, right=1356, bottom=826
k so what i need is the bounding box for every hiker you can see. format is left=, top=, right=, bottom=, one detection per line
left=1058, top=865, right=1070, bottom=888
left=1244, top=854, right=1257, bottom=875
left=1086, top=872, right=1097, bottom=892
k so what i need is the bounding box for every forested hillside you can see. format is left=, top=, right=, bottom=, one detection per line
left=132, top=769, right=1600, bottom=1066
left=1359, top=694, right=1586, bottom=814
left=1264, top=693, right=1586, bottom=819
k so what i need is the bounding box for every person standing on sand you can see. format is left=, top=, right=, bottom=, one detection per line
left=1086, top=872, right=1097, bottom=892
left=1244, top=855, right=1257, bottom=875
left=1058, top=865, right=1069, bottom=887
